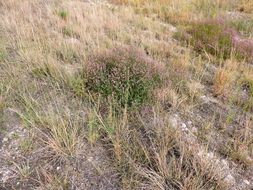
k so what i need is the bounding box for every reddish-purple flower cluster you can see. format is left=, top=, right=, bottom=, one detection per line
left=231, top=32, right=253, bottom=60
left=184, top=18, right=253, bottom=61
left=213, top=18, right=253, bottom=61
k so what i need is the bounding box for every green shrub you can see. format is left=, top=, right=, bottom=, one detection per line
left=84, top=47, right=163, bottom=108
left=174, top=20, right=238, bottom=60
left=187, top=21, right=233, bottom=59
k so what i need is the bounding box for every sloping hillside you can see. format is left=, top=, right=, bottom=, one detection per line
left=0, top=0, right=253, bottom=189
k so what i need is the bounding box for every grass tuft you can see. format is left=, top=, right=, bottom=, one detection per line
left=58, top=10, right=68, bottom=20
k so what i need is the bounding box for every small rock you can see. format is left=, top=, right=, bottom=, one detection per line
left=243, top=179, right=250, bottom=185
left=1, top=170, right=12, bottom=183
left=56, top=166, right=61, bottom=171
left=2, top=137, right=8, bottom=143
left=224, top=174, right=236, bottom=185
left=168, top=25, right=177, bottom=33
left=169, top=117, right=178, bottom=128
left=221, top=159, right=230, bottom=170
left=191, top=127, right=197, bottom=133
left=206, top=152, right=214, bottom=159
left=65, top=37, right=81, bottom=46
left=181, top=123, right=188, bottom=131
left=88, top=157, right=93, bottom=162
left=187, top=121, right=192, bottom=125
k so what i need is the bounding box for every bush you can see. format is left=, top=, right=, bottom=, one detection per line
left=229, top=19, right=253, bottom=37
left=186, top=19, right=233, bottom=59
left=84, top=47, right=163, bottom=108
left=175, top=19, right=253, bottom=61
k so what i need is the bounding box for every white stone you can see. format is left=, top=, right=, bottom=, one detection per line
left=2, top=137, right=8, bottom=143
left=87, top=157, right=93, bottom=162
left=169, top=117, right=178, bottom=128
left=1, top=170, right=12, bottom=183
left=181, top=123, right=188, bottom=131
left=221, top=159, right=229, bottom=170
left=187, top=121, right=192, bottom=125
left=243, top=179, right=250, bottom=185
left=191, top=127, right=197, bottom=133
left=224, top=174, right=236, bottom=185
left=56, top=166, right=61, bottom=171
left=168, top=25, right=177, bottom=33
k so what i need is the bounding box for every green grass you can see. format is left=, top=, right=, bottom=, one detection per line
left=185, top=21, right=233, bottom=59
left=58, top=10, right=68, bottom=20
left=229, top=19, right=253, bottom=37
left=0, top=43, right=6, bottom=61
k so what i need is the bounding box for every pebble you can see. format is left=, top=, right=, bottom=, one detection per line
left=169, top=117, right=178, bottom=128
left=191, top=127, right=197, bottom=133
left=221, top=159, right=230, bottom=170
left=206, top=152, right=214, bottom=159
left=181, top=123, right=188, bottom=131
left=2, top=137, right=8, bottom=143
left=88, top=157, right=93, bottom=162
left=243, top=179, right=250, bottom=185
left=56, top=166, right=61, bottom=171
left=187, top=121, right=192, bottom=126
left=224, top=174, right=236, bottom=185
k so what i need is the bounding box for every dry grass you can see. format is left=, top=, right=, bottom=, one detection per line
left=236, top=0, right=253, bottom=13
left=0, top=0, right=253, bottom=189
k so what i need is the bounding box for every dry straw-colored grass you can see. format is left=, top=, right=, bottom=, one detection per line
left=0, top=0, right=253, bottom=189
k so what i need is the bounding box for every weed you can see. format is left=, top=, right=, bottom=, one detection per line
left=176, top=19, right=253, bottom=61
left=213, top=68, right=231, bottom=96
left=62, top=27, right=72, bottom=37
left=38, top=172, right=70, bottom=190
left=220, top=137, right=253, bottom=168
left=13, top=161, right=32, bottom=180
left=91, top=104, right=226, bottom=189
left=241, top=78, right=253, bottom=97
left=87, top=109, right=101, bottom=144
left=239, top=78, right=253, bottom=111
left=62, top=26, right=80, bottom=39
left=19, top=135, right=34, bottom=153
left=229, top=19, right=253, bottom=37
left=56, top=46, right=80, bottom=63
left=58, top=10, right=68, bottom=20
left=84, top=47, right=163, bottom=108
left=186, top=20, right=233, bottom=59
left=0, top=49, right=6, bottom=61
left=68, top=75, right=86, bottom=98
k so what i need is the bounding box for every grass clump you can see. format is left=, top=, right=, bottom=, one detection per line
left=58, top=10, right=68, bottom=20
left=229, top=19, right=253, bottom=37
left=0, top=42, right=6, bottom=62
left=90, top=105, right=226, bottom=190
left=84, top=47, right=164, bottom=108
left=176, top=19, right=253, bottom=61
left=241, top=78, right=253, bottom=97
left=184, top=20, right=233, bottom=60
left=238, top=78, right=253, bottom=111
